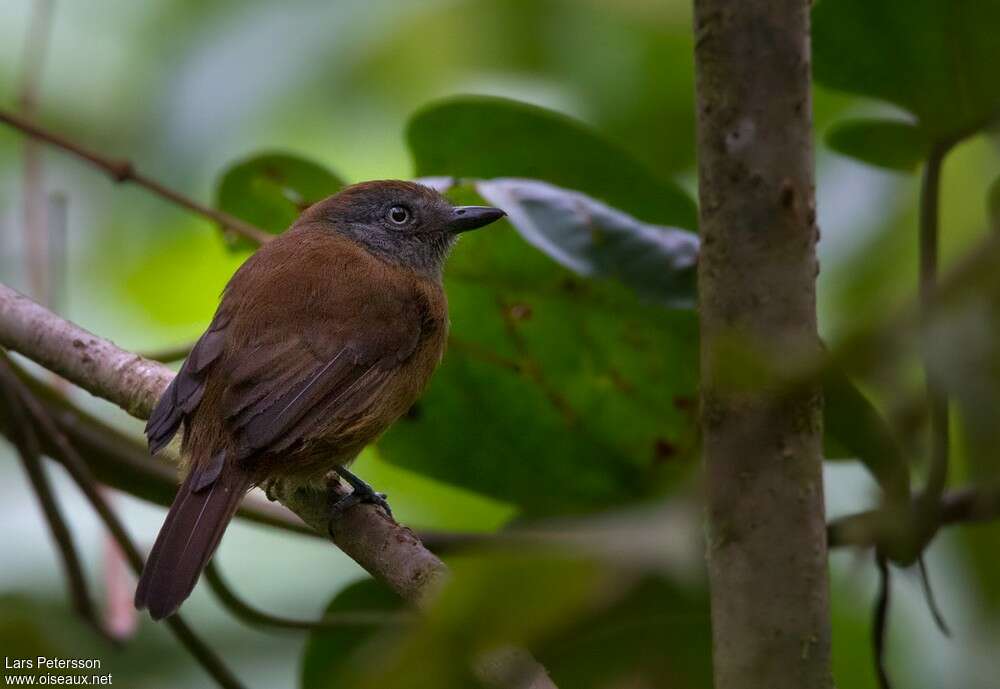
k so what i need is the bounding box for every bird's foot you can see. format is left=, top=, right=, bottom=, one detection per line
left=326, top=467, right=393, bottom=535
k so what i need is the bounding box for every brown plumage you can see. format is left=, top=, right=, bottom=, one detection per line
left=135, top=180, right=505, bottom=619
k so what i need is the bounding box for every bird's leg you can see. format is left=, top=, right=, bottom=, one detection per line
left=327, top=466, right=393, bottom=525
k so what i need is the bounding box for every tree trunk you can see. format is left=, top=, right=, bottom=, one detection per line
left=692, top=2, right=832, bottom=688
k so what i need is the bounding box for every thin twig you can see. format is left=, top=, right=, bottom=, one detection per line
left=917, top=144, right=951, bottom=514
left=0, top=109, right=273, bottom=246
left=15, top=0, right=53, bottom=115
left=0, top=363, right=108, bottom=641
left=17, top=0, right=55, bottom=306
left=0, top=354, right=246, bottom=689
left=873, top=552, right=892, bottom=689
left=203, top=560, right=404, bottom=631
left=916, top=555, right=950, bottom=637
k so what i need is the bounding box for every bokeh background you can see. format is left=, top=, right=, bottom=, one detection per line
left=1, top=1, right=998, bottom=688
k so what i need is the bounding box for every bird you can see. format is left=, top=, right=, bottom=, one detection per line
left=134, top=180, right=505, bottom=619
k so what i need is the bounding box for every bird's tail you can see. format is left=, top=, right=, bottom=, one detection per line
left=135, top=457, right=250, bottom=619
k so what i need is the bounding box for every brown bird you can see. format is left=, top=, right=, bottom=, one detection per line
left=135, top=180, right=505, bottom=619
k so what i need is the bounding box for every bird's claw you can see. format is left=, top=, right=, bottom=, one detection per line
left=326, top=469, right=393, bottom=537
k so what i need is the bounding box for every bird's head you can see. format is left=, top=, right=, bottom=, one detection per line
left=297, top=180, right=505, bottom=278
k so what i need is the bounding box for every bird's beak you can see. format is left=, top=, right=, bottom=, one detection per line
left=447, top=206, right=506, bottom=234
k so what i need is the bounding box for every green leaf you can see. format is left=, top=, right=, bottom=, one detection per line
left=377, top=181, right=899, bottom=513
left=378, top=188, right=700, bottom=517
left=214, top=152, right=345, bottom=249
left=475, top=178, right=699, bottom=308
left=813, top=0, right=1000, bottom=140
left=826, top=119, right=932, bottom=172
left=300, top=579, right=404, bottom=689
left=406, top=95, right=698, bottom=230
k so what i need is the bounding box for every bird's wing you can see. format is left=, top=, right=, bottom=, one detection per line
left=144, top=231, right=437, bottom=462
left=218, top=275, right=430, bottom=460
left=145, top=309, right=231, bottom=455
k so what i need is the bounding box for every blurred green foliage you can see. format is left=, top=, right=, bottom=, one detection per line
left=1, top=1, right=999, bottom=689
left=814, top=0, right=1000, bottom=140
left=348, top=552, right=610, bottom=689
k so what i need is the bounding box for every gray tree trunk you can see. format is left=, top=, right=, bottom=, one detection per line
left=691, top=2, right=833, bottom=688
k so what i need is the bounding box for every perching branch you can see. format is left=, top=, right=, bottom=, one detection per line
left=0, top=282, right=447, bottom=598
left=0, top=282, right=557, bottom=689
left=0, top=109, right=273, bottom=246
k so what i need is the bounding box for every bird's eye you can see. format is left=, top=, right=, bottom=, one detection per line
left=388, top=206, right=411, bottom=224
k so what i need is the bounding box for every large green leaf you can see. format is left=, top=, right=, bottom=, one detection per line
left=826, top=119, right=932, bottom=172
left=379, top=194, right=700, bottom=517
left=407, top=95, right=698, bottom=230
left=214, top=152, right=345, bottom=248
left=813, top=0, right=1000, bottom=140
left=378, top=182, right=901, bottom=513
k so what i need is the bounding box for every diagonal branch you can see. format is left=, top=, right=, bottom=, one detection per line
left=0, top=282, right=447, bottom=600
left=0, top=282, right=557, bottom=689
left=0, top=109, right=273, bottom=246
